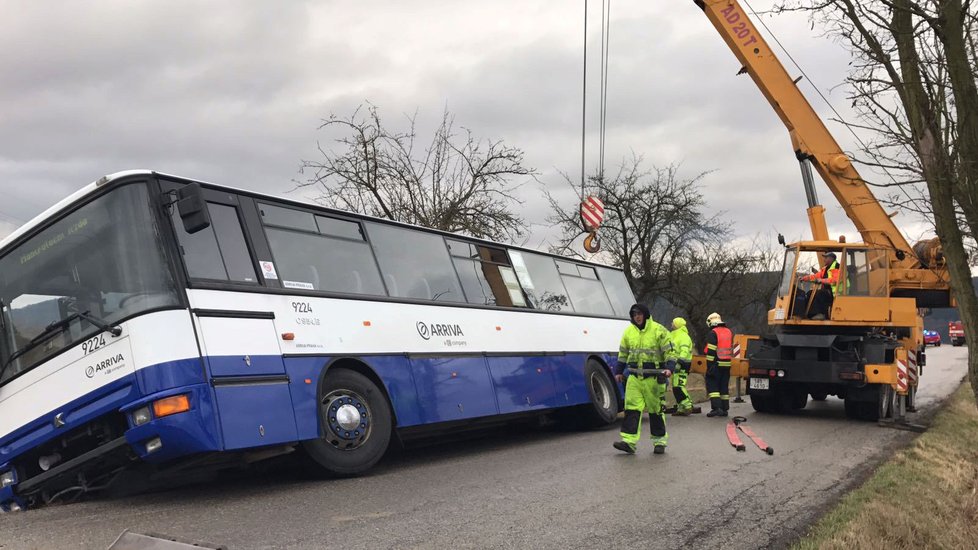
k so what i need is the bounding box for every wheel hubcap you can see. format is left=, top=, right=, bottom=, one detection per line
left=323, top=392, right=371, bottom=450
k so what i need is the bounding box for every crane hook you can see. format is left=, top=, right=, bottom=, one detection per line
left=583, top=231, right=601, bottom=253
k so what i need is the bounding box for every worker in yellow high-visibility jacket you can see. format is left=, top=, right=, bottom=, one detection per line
left=668, top=317, right=694, bottom=415
left=612, top=304, right=676, bottom=455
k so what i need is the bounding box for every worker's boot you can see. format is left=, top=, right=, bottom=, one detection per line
left=653, top=445, right=666, bottom=455
left=706, top=397, right=723, bottom=417
left=663, top=405, right=678, bottom=414
left=613, top=441, right=636, bottom=454
left=722, top=399, right=730, bottom=413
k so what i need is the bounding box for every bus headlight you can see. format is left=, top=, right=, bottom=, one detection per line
left=132, top=406, right=152, bottom=426
left=0, top=470, right=16, bottom=488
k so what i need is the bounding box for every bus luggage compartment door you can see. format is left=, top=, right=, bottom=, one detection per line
left=410, top=354, right=498, bottom=422
left=193, top=311, right=298, bottom=449
left=193, top=313, right=286, bottom=377
left=486, top=355, right=559, bottom=413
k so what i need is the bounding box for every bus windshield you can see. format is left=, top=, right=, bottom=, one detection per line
left=0, top=183, right=180, bottom=383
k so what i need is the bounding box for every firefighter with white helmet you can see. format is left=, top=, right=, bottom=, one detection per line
left=704, top=312, right=734, bottom=417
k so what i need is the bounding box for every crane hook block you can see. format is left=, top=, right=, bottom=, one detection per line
left=580, top=196, right=605, bottom=232
left=583, top=231, right=601, bottom=253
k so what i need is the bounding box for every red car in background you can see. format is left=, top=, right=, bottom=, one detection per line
left=949, top=321, right=966, bottom=346
left=924, top=330, right=942, bottom=346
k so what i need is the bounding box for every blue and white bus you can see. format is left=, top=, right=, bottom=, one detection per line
left=0, top=171, right=634, bottom=511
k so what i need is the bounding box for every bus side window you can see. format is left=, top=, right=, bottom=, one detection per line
left=384, top=274, right=399, bottom=297
left=264, top=227, right=386, bottom=296
left=366, top=222, right=464, bottom=303
left=172, top=203, right=257, bottom=283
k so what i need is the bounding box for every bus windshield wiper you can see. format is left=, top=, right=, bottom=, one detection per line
left=0, top=311, right=121, bottom=382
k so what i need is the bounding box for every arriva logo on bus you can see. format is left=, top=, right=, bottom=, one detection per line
left=416, top=321, right=465, bottom=341
left=84, top=354, right=126, bottom=378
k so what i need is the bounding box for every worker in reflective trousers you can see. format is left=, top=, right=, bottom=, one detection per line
left=613, top=304, right=675, bottom=455
left=704, top=312, right=734, bottom=417
left=668, top=317, right=694, bottom=416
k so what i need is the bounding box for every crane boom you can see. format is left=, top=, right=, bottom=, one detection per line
left=694, top=0, right=917, bottom=267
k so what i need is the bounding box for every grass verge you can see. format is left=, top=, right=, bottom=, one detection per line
left=792, top=383, right=978, bottom=549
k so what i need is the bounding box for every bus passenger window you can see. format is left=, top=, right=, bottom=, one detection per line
left=366, top=223, right=464, bottom=302
left=511, top=251, right=573, bottom=312
left=260, top=203, right=317, bottom=232
left=446, top=238, right=525, bottom=307
left=596, top=267, right=635, bottom=318
left=264, top=228, right=386, bottom=296
left=560, top=263, right=614, bottom=316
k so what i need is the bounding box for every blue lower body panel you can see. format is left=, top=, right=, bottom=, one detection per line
left=1, top=351, right=612, bottom=509
left=213, top=382, right=298, bottom=450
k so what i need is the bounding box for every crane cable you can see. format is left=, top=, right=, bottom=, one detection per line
left=581, top=1, right=612, bottom=253
left=599, top=0, right=611, bottom=180
left=581, top=1, right=588, bottom=200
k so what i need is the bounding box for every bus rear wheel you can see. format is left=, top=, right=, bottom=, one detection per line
left=577, top=359, right=619, bottom=428
left=301, top=368, right=392, bottom=476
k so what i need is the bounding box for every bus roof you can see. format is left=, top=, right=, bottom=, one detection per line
left=0, top=170, right=625, bottom=273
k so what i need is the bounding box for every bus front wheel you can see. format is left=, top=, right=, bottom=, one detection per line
left=302, top=368, right=392, bottom=476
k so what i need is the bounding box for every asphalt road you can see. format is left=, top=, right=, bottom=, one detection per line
left=0, top=346, right=969, bottom=550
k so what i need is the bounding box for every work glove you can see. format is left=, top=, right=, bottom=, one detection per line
left=663, top=360, right=676, bottom=378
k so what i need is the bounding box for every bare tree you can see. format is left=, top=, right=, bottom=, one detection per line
left=776, top=0, right=978, bottom=406
left=665, top=237, right=783, bottom=345
left=546, top=157, right=725, bottom=298
left=298, top=103, right=536, bottom=242
left=546, top=156, right=779, bottom=343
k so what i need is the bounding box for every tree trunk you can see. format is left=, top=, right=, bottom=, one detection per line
left=893, top=0, right=978, bottom=406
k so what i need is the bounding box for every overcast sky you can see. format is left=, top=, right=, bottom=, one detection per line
left=0, top=0, right=935, bottom=255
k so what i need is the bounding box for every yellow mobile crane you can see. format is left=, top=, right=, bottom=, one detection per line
left=689, top=0, right=952, bottom=422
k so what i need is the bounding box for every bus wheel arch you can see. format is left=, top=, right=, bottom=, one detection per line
left=301, top=359, right=394, bottom=476
left=320, top=357, right=399, bottom=427
left=578, top=355, right=620, bottom=428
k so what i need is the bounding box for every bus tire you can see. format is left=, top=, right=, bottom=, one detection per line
left=301, top=368, right=392, bottom=476
left=578, top=359, right=619, bottom=428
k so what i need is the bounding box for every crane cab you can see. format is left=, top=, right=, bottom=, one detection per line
left=769, top=241, right=900, bottom=327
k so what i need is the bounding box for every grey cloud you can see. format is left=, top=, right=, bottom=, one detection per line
left=0, top=1, right=922, bottom=253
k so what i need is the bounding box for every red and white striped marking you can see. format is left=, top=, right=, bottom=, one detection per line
left=580, top=196, right=605, bottom=230
left=896, top=359, right=909, bottom=392
left=733, top=343, right=742, bottom=358
left=907, top=350, right=918, bottom=383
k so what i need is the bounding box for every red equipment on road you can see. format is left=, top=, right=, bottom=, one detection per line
left=726, top=416, right=774, bottom=455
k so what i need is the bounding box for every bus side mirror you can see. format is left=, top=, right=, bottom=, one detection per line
left=176, top=183, right=211, bottom=234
